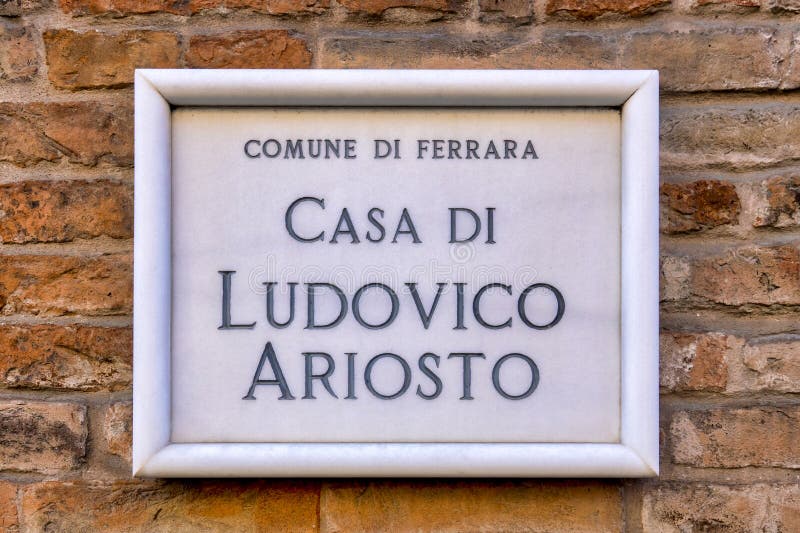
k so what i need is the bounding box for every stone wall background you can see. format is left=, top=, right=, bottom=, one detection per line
left=1, top=0, right=800, bottom=530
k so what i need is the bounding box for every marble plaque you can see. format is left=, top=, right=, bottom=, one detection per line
left=170, top=107, right=621, bottom=443
left=133, top=70, right=659, bottom=477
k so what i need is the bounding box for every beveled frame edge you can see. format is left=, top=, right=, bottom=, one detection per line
left=133, top=69, right=659, bottom=478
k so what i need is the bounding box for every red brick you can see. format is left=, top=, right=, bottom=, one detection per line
left=690, top=0, right=759, bottom=11
left=661, top=246, right=800, bottom=309
left=59, top=0, right=329, bottom=15
left=690, top=245, right=800, bottom=308
left=321, top=481, right=622, bottom=532
left=0, top=253, right=132, bottom=317
left=102, top=402, right=131, bottom=463
left=44, top=30, right=180, bottom=90
left=21, top=481, right=320, bottom=532
left=0, top=325, right=131, bottom=391
left=0, top=180, right=132, bottom=243
left=185, top=31, right=312, bottom=69
left=546, top=0, right=667, bottom=19
left=661, top=332, right=800, bottom=394
left=338, top=0, right=466, bottom=16
left=0, top=481, right=17, bottom=531
left=219, top=0, right=329, bottom=14
left=660, top=180, right=741, bottom=234
left=0, top=21, right=38, bottom=82
left=0, top=401, right=86, bottom=474
left=0, top=102, right=133, bottom=168
left=660, top=332, right=731, bottom=392
left=669, top=407, right=800, bottom=468
left=643, top=484, right=800, bottom=532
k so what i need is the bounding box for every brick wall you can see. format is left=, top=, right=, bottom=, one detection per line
left=1, top=0, right=799, bottom=530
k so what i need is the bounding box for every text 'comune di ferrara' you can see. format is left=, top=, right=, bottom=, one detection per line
left=243, top=138, right=539, bottom=160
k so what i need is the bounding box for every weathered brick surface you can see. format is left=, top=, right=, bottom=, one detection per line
left=338, top=0, right=466, bottom=16
left=690, top=245, right=800, bottom=308
left=102, top=402, right=131, bottom=463
left=478, top=0, right=532, bottom=21
left=0, top=180, right=132, bottom=243
left=0, top=481, right=17, bottom=531
left=59, top=0, right=329, bottom=15
left=660, top=180, right=741, bottom=234
left=0, top=102, right=133, bottom=167
left=0, top=325, right=131, bottom=391
left=660, top=332, right=730, bottom=392
left=0, top=253, right=132, bottom=316
left=44, top=30, right=180, bottom=90
left=662, top=245, right=800, bottom=308
left=0, top=20, right=37, bottom=82
left=766, top=0, right=800, bottom=12
left=322, top=30, right=783, bottom=92
left=622, top=28, right=782, bottom=92
left=546, top=0, right=668, bottom=19
left=669, top=407, right=800, bottom=468
left=746, top=176, right=800, bottom=228
left=661, top=332, right=800, bottom=394
left=735, top=337, right=800, bottom=393
left=690, top=0, right=759, bottom=10
left=321, top=33, right=619, bottom=69
left=0, top=401, right=86, bottom=474
left=320, top=481, right=622, bottom=532
left=643, top=484, right=800, bottom=532
left=21, top=481, right=320, bottom=532
left=185, top=31, right=312, bottom=69
left=661, top=105, right=800, bottom=169
left=0, top=0, right=47, bottom=16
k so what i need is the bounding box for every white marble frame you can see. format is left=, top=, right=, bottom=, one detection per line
left=133, top=69, right=659, bottom=477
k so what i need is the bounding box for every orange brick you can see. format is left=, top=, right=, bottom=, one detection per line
left=0, top=254, right=132, bottom=317
left=185, top=31, right=312, bottom=69
left=0, top=180, right=132, bottom=243
left=0, top=325, right=131, bottom=391
left=22, top=481, right=320, bottom=532
left=0, top=102, right=132, bottom=168
left=0, top=482, right=17, bottom=531
left=44, top=30, right=180, bottom=90
left=338, top=0, right=467, bottom=16
left=59, top=0, right=329, bottom=15
left=546, top=0, right=667, bottom=18
left=321, top=481, right=622, bottom=532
